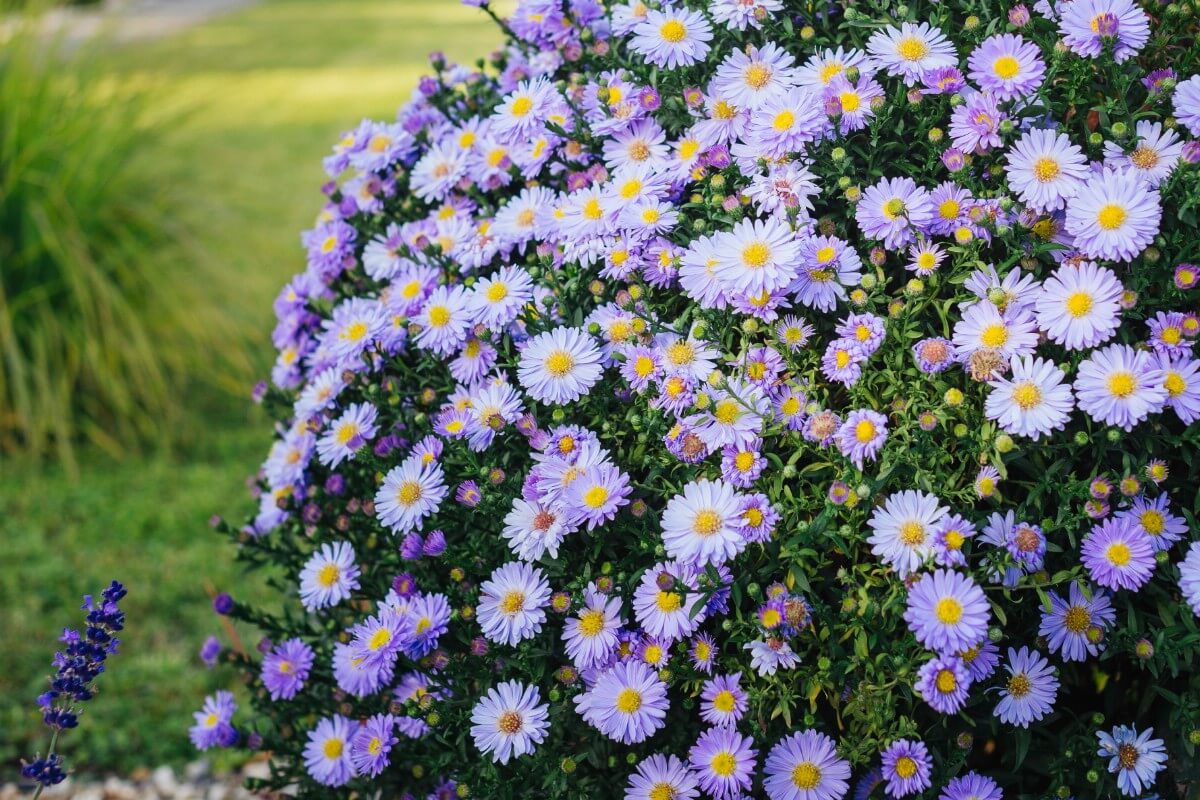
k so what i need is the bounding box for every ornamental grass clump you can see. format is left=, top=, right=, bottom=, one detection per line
left=201, top=0, right=1200, bottom=797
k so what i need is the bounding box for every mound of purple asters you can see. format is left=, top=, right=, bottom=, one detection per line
left=23, top=581, right=127, bottom=790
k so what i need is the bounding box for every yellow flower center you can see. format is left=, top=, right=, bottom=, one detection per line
left=500, top=591, right=526, bottom=615
left=659, top=19, right=686, bottom=42
left=545, top=350, right=575, bottom=377
left=936, top=669, right=957, bottom=693
left=317, top=563, right=341, bottom=588
left=714, top=100, right=737, bottom=120
left=792, top=762, right=822, bottom=790
left=497, top=710, right=523, bottom=734
left=899, top=521, right=926, bottom=546
left=712, top=690, right=737, bottom=713
left=510, top=96, right=533, bottom=117
left=772, top=110, right=795, bottom=131
left=883, top=198, right=907, bottom=219
left=1007, top=673, right=1031, bottom=698
left=980, top=323, right=1008, bottom=348
left=584, top=485, right=610, bottom=509
left=839, top=91, right=861, bottom=112
left=649, top=784, right=677, bottom=800
left=744, top=63, right=772, bottom=89
left=993, top=55, right=1020, bottom=79
left=1011, top=381, right=1042, bottom=410
left=577, top=609, right=607, bottom=638
left=815, top=246, right=836, bottom=264
left=917, top=252, right=937, bottom=270
left=323, top=739, right=343, bottom=759
left=1165, top=372, right=1185, bottom=396
left=714, top=399, right=741, bottom=425
left=343, top=320, right=368, bottom=342
left=935, top=597, right=963, bottom=624
left=667, top=341, right=695, bottom=366
left=336, top=423, right=359, bottom=445
left=896, top=37, right=929, bottom=61
left=1032, top=157, right=1060, bottom=182
left=854, top=419, right=876, bottom=443
left=938, top=199, right=960, bottom=219
left=616, top=688, right=642, bottom=713
left=583, top=197, right=604, bottom=221
left=1096, top=204, right=1127, bottom=231
left=397, top=480, right=422, bottom=506
left=693, top=509, right=723, bottom=536
left=1106, top=542, right=1131, bottom=566
left=944, top=530, right=964, bottom=550
left=734, top=451, right=755, bottom=472
left=711, top=752, right=737, bottom=777
left=1130, top=145, right=1159, bottom=170
left=894, top=756, right=918, bottom=779
left=368, top=627, right=392, bottom=651
left=1107, top=372, right=1136, bottom=398
left=656, top=590, right=682, bottom=612
left=1065, top=291, right=1093, bottom=318
left=428, top=306, right=451, bottom=327
left=1140, top=509, right=1165, bottom=535
left=486, top=282, right=509, bottom=303
left=1064, top=605, right=1091, bottom=633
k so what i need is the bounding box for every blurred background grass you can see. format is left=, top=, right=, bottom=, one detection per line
left=0, top=0, right=502, bottom=774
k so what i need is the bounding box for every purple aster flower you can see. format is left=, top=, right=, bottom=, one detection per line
left=575, top=660, right=669, bottom=744
left=189, top=691, right=237, bottom=751
left=880, top=739, right=932, bottom=797
left=689, top=727, right=757, bottom=799
left=349, top=607, right=412, bottom=672
left=316, top=402, right=378, bottom=468
left=856, top=177, right=934, bottom=249
left=960, top=638, right=1001, bottom=682
left=470, top=680, right=550, bottom=765
left=633, top=561, right=707, bottom=642
left=916, top=655, right=972, bottom=714
left=564, top=463, right=632, bottom=530
left=518, top=326, right=605, bottom=405
left=867, top=22, right=958, bottom=86
left=261, top=638, right=315, bottom=701
left=763, top=729, right=851, bottom=800
left=406, top=592, right=452, bottom=657
left=1035, top=261, right=1123, bottom=351
left=563, top=583, right=623, bottom=670
left=199, top=636, right=221, bottom=668
left=1096, top=724, right=1168, bottom=796
left=1118, top=493, right=1187, bottom=552
left=699, top=673, right=747, bottom=727
left=1065, top=168, right=1161, bottom=263
left=921, top=66, right=966, bottom=95
left=626, top=753, right=700, bottom=800
left=1147, top=311, right=1190, bottom=357
left=837, top=408, right=888, bottom=469
left=949, top=92, right=1006, bottom=154
left=1039, top=581, right=1116, bottom=661
left=904, top=569, right=991, bottom=654
left=994, top=647, right=1059, bottom=728
left=350, top=714, right=398, bottom=778
left=298, top=541, right=360, bottom=611
left=302, top=715, right=357, bottom=787
left=822, top=339, right=868, bottom=386
left=721, top=441, right=766, bottom=488
left=629, top=6, right=713, bottom=69
left=1005, top=128, right=1089, bottom=213
left=939, top=772, right=1002, bottom=800
left=968, top=34, right=1045, bottom=100
left=933, top=514, right=975, bottom=568
left=1081, top=517, right=1156, bottom=591
left=689, top=632, right=718, bottom=673
left=376, top=455, right=448, bottom=534
left=1179, top=542, right=1200, bottom=616
left=912, top=337, right=955, bottom=373
left=477, top=561, right=552, bottom=646
left=1174, top=75, right=1200, bottom=137
left=1175, top=263, right=1199, bottom=290
left=1074, top=344, right=1167, bottom=430
left=1059, top=0, right=1150, bottom=63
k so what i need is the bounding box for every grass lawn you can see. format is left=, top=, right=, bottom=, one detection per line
left=0, top=0, right=502, bottom=774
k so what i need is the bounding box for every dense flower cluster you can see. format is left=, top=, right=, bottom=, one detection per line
left=23, top=581, right=127, bottom=792
left=200, top=0, right=1200, bottom=798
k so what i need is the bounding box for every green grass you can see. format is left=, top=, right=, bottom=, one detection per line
left=0, top=0, right=502, bottom=774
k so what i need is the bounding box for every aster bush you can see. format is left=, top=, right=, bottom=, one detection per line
left=201, top=0, right=1200, bottom=797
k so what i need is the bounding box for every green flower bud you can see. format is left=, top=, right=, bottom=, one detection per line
left=988, top=626, right=1003, bottom=643
left=742, top=318, right=759, bottom=333
left=1086, top=770, right=1100, bottom=784
left=860, top=273, right=878, bottom=289
left=1111, top=121, right=1128, bottom=137
left=1074, top=430, right=1089, bottom=446
left=954, top=423, right=969, bottom=438
left=995, top=433, right=1015, bottom=453
left=1106, top=428, right=1121, bottom=442
left=1088, top=132, right=1104, bottom=146
left=562, top=758, right=578, bottom=774
left=831, top=147, right=847, bottom=161
left=837, top=176, right=852, bottom=189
